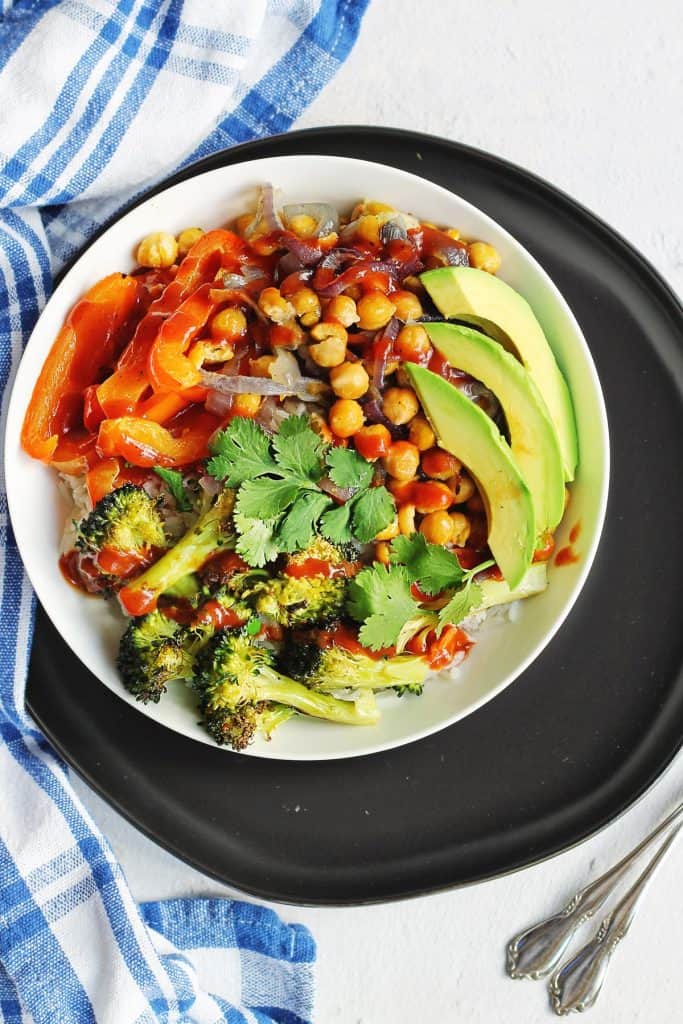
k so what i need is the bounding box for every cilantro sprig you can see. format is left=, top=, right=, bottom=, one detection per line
left=207, top=416, right=395, bottom=566
left=153, top=467, right=192, bottom=512
left=346, top=534, right=494, bottom=650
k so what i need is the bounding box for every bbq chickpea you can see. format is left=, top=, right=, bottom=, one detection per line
left=382, top=387, right=419, bottom=426
left=353, top=424, right=391, bottom=460
left=308, top=322, right=348, bottom=367
left=449, top=512, right=471, bottom=546
left=290, top=287, right=321, bottom=326
left=356, top=291, right=396, bottom=330
left=382, top=441, right=420, bottom=481
left=210, top=307, right=247, bottom=340
left=325, top=295, right=359, bottom=327
left=468, top=241, right=501, bottom=274
left=258, top=287, right=295, bottom=324
left=232, top=394, right=262, bottom=417
left=391, top=290, right=423, bottom=321
left=398, top=503, right=416, bottom=535
left=374, top=516, right=400, bottom=542
left=420, top=511, right=455, bottom=545
left=409, top=414, right=436, bottom=451
left=395, top=324, right=432, bottom=364
left=451, top=472, right=476, bottom=504
left=176, top=227, right=203, bottom=257
left=329, top=399, right=365, bottom=438
left=375, top=541, right=391, bottom=565
left=421, top=448, right=461, bottom=480
left=329, top=361, right=370, bottom=400
left=136, top=231, right=178, bottom=268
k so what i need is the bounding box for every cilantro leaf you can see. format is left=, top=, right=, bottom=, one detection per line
left=153, top=467, right=192, bottom=512
left=272, top=414, right=325, bottom=481
left=436, top=578, right=484, bottom=632
left=245, top=617, right=262, bottom=636
left=389, top=534, right=466, bottom=595
left=275, top=491, right=333, bottom=552
left=346, top=564, right=421, bottom=651
left=207, top=418, right=276, bottom=485
left=234, top=512, right=281, bottom=567
left=325, top=446, right=373, bottom=490
left=320, top=502, right=354, bottom=544
left=350, top=486, right=396, bottom=543
left=236, top=478, right=303, bottom=520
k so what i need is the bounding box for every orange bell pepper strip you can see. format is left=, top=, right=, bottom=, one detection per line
left=97, top=406, right=222, bottom=468
left=21, top=273, right=140, bottom=462
left=96, top=230, right=247, bottom=417
left=147, top=283, right=219, bottom=392
left=49, top=431, right=99, bottom=475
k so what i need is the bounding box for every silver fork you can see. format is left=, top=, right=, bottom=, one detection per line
left=506, top=800, right=683, bottom=1007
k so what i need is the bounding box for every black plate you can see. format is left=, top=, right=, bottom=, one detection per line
left=27, top=127, right=683, bottom=905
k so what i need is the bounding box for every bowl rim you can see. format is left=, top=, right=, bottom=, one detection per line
left=5, top=151, right=610, bottom=760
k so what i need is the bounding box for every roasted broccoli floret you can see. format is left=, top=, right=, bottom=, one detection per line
left=279, top=640, right=428, bottom=695
left=202, top=702, right=295, bottom=749
left=117, top=610, right=193, bottom=703
left=250, top=539, right=353, bottom=627
left=119, top=489, right=235, bottom=615
left=194, top=628, right=378, bottom=749
left=76, top=483, right=167, bottom=557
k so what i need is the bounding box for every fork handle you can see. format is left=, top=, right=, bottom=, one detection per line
left=548, top=823, right=682, bottom=1015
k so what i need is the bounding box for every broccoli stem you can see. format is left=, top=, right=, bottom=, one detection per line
left=252, top=668, right=379, bottom=726
left=316, top=653, right=429, bottom=693
left=119, top=490, right=234, bottom=616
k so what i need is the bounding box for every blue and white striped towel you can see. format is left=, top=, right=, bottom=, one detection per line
left=0, top=2, right=369, bottom=1020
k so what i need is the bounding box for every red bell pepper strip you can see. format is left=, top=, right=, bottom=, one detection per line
left=96, top=230, right=246, bottom=416
left=97, top=406, right=221, bottom=468
left=147, top=283, right=220, bottom=392
left=21, top=273, right=140, bottom=462
left=49, top=432, right=99, bottom=475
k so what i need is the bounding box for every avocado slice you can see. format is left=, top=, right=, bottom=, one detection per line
left=476, top=561, right=548, bottom=613
left=424, top=322, right=565, bottom=534
left=404, top=364, right=535, bottom=588
left=421, top=266, right=578, bottom=481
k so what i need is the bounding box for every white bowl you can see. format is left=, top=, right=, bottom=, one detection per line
left=5, top=155, right=609, bottom=760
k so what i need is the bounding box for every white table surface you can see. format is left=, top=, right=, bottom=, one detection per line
left=75, top=1, right=682, bottom=1020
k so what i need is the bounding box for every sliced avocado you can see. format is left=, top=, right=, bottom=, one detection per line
left=476, top=561, right=548, bottom=612
left=404, top=364, right=535, bottom=588
left=424, top=322, right=565, bottom=534
left=421, top=266, right=578, bottom=481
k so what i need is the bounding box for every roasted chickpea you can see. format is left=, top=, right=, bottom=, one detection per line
left=398, top=503, right=416, bottom=535
left=329, top=361, right=370, bottom=400
left=326, top=295, right=359, bottom=327
left=250, top=354, right=276, bottom=377
left=258, top=286, right=295, bottom=324
left=395, top=324, right=432, bottom=365
left=232, top=393, right=262, bottom=417
left=210, top=307, right=247, bottom=340
left=382, top=441, right=420, bottom=481
left=375, top=541, right=391, bottom=565
left=387, top=478, right=417, bottom=502
left=344, top=284, right=363, bottom=302
left=309, top=323, right=348, bottom=368
left=353, top=424, right=391, bottom=461
left=136, top=231, right=178, bottom=268
left=408, top=414, right=436, bottom=451
left=468, top=241, right=501, bottom=274
left=449, top=512, right=471, bottom=546
left=176, top=227, right=204, bottom=257
left=290, top=287, right=321, bottom=327
left=413, top=481, right=455, bottom=514
left=420, top=511, right=455, bottom=545
left=374, top=516, right=400, bottom=542
left=402, top=275, right=425, bottom=295
left=391, top=290, right=423, bottom=321
left=421, top=448, right=461, bottom=480
left=329, top=399, right=365, bottom=438
left=356, top=291, right=396, bottom=330
left=235, top=213, right=253, bottom=237
left=288, top=213, right=318, bottom=237
left=355, top=214, right=381, bottom=245
left=366, top=201, right=395, bottom=214
left=451, top=472, right=476, bottom=504
left=445, top=227, right=461, bottom=241
left=382, top=386, right=419, bottom=426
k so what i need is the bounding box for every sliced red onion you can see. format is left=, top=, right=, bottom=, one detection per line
left=275, top=251, right=306, bottom=281
left=319, top=476, right=356, bottom=503
left=279, top=231, right=322, bottom=266
left=198, top=474, right=222, bottom=497
left=210, top=286, right=267, bottom=321
left=380, top=216, right=408, bottom=244
left=255, top=396, right=291, bottom=434
left=371, top=317, right=400, bottom=391
left=200, top=369, right=329, bottom=402
left=282, top=202, right=339, bottom=237
left=317, top=260, right=398, bottom=298
left=318, top=247, right=365, bottom=272
left=205, top=387, right=234, bottom=417
left=244, top=183, right=283, bottom=238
